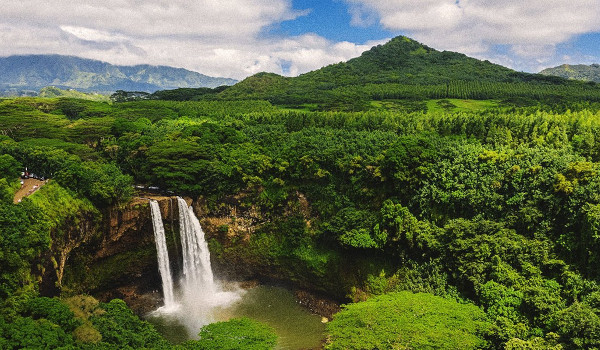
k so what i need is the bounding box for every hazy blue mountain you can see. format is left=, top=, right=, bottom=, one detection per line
left=0, top=55, right=237, bottom=95
left=540, top=63, right=600, bottom=83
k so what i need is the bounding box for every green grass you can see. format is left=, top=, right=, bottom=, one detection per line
left=426, top=98, right=499, bottom=113
left=39, top=86, right=110, bottom=102
left=278, top=103, right=320, bottom=112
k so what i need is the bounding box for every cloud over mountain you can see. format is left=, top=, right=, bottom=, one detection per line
left=344, top=0, right=600, bottom=70
left=1, top=0, right=599, bottom=78
left=0, top=0, right=379, bottom=79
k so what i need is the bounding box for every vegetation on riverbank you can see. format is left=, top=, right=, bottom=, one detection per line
left=2, top=35, right=600, bottom=348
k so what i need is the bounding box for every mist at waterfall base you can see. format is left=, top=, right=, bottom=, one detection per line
left=147, top=198, right=325, bottom=349
left=148, top=198, right=243, bottom=336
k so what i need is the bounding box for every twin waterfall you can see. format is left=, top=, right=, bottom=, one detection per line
left=149, top=197, right=241, bottom=334
left=149, top=200, right=176, bottom=309
left=177, top=197, right=216, bottom=297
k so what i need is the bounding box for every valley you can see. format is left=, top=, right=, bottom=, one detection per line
left=1, top=35, right=600, bottom=349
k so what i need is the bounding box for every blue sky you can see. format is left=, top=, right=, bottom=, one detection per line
left=271, top=0, right=600, bottom=73
left=271, top=0, right=393, bottom=43
left=1, top=0, right=599, bottom=79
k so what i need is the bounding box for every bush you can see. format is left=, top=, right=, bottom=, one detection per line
left=180, top=317, right=277, bottom=350
left=90, top=299, right=169, bottom=349
left=326, top=291, right=491, bottom=349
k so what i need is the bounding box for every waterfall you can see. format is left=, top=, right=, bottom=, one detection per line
left=149, top=200, right=176, bottom=309
left=177, top=197, right=216, bottom=295
left=175, top=197, right=242, bottom=334
left=149, top=196, right=242, bottom=336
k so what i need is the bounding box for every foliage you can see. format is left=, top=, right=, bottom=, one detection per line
left=90, top=299, right=170, bottom=349
left=3, top=39, right=600, bottom=348
left=209, top=36, right=600, bottom=108
left=39, top=87, right=110, bottom=102
left=540, top=63, right=600, bottom=83
left=26, top=297, right=81, bottom=332
left=0, top=196, right=51, bottom=298
left=326, top=291, right=491, bottom=349
left=0, top=316, right=75, bottom=349
left=324, top=207, right=383, bottom=249
left=178, top=318, right=277, bottom=350
left=0, top=154, right=21, bottom=179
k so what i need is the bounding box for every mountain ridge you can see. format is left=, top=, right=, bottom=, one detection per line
left=540, top=63, right=600, bottom=83
left=0, top=54, right=237, bottom=95
left=217, top=36, right=588, bottom=107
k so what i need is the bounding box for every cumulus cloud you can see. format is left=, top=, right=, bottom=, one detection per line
left=345, top=0, right=600, bottom=71
left=0, top=0, right=300, bottom=39
left=0, top=0, right=376, bottom=80
left=5, top=0, right=595, bottom=79
left=60, top=26, right=129, bottom=43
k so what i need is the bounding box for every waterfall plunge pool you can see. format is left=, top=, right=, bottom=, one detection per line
left=148, top=197, right=326, bottom=349
left=146, top=284, right=327, bottom=350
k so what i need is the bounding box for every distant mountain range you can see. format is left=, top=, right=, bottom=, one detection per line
left=540, top=64, right=600, bottom=83
left=0, top=55, right=237, bottom=96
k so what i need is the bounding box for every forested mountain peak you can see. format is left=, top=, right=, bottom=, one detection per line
left=219, top=72, right=289, bottom=99
left=350, top=35, right=438, bottom=67
left=217, top=35, right=581, bottom=107
left=302, top=35, right=528, bottom=85
left=540, top=63, right=600, bottom=83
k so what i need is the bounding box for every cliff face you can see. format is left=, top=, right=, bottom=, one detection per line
left=194, top=192, right=352, bottom=299
left=64, top=192, right=349, bottom=304
left=63, top=196, right=182, bottom=296
left=99, top=196, right=177, bottom=258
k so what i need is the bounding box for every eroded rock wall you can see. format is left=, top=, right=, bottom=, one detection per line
left=63, top=196, right=181, bottom=296
left=65, top=192, right=349, bottom=305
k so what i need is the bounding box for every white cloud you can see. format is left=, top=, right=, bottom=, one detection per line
left=0, top=0, right=378, bottom=80
left=345, top=0, right=600, bottom=71
left=60, top=26, right=129, bottom=43
left=0, top=0, right=301, bottom=39
left=6, top=0, right=595, bottom=80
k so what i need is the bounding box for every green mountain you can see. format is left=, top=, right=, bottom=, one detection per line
left=218, top=36, right=598, bottom=108
left=0, top=55, right=237, bottom=95
left=540, top=64, right=600, bottom=83
left=38, top=86, right=110, bottom=101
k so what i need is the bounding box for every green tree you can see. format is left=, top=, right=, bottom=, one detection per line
left=180, top=318, right=277, bottom=350
left=0, top=154, right=21, bottom=180
left=326, top=291, right=490, bottom=349
left=90, top=299, right=169, bottom=349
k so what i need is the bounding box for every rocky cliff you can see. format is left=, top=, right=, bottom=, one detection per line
left=63, top=195, right=181, bottom=297
left=63, top=192, right=349, bottom=311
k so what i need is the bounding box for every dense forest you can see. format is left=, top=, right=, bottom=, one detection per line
left=541, top=64, right=600, bottom=84
left=3, top=36, right=600, bottom=349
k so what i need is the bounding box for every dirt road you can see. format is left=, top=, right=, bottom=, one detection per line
left=13, top=178, right=47, bottom=204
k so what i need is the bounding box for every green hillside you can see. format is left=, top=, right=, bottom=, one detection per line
left=540, top=63, right=600, bottom=83
left=216, top=36, right=600, bottom=109
left=38, top=86, right=110, bottom=102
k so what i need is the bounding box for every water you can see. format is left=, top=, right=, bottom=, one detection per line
left=148, top=285, right=326, bottom=349
left=150, top=198, right=241, bottom=335
left=148, top=198, right=324, bottom=348
left=177, top=196, right=216, bottom=295
left=149, top=200, right=176, bottom=309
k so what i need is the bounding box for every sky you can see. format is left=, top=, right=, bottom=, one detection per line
left=1, top=0, right=599, bottom=80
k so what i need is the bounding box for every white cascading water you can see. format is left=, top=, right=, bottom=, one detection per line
left=177, top=196, right=216, bottom=295
left=150, top=197, right=242, bottom=336
left=149, top=200, right=177, bottom=310
left=175, top=197, right=242, bottom=335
